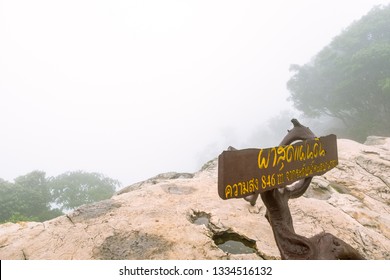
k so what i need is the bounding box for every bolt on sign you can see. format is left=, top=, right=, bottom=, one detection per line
left=218, top=134, right=338, bottom=200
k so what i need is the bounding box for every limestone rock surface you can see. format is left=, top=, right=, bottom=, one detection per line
left=0, top=137, right=389, bottom=260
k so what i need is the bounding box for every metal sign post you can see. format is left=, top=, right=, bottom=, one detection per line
left=217, top=119, right=364, bottom=260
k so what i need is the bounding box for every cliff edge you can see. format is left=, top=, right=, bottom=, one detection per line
left=0, top=136, right=389, bottom=260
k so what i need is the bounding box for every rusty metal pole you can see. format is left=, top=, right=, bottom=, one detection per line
left=253, top=119, right=364, bottom=259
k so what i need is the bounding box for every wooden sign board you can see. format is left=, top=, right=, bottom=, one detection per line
left=218, top=134, right=338, bottom=200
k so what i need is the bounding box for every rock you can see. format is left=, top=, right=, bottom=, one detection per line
left=116, top=172, right=194, bottom=195
left=364, top=136, right=390, bottom=146
left=0, top=137, right=389, bottom=260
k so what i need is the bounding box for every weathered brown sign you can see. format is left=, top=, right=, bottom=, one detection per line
left=218, top=134, right=338, bottom=200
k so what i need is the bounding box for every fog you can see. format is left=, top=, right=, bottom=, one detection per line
left=1, top=0, right=389, bottom=187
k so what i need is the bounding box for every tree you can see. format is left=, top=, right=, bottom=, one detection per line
left=13, top=171, right=51, bottom=218
left=0, top=172, right=62, bottom=223
left=0, top=179, right=20, bottom=222
left=287, top=5, right=390, bottom=141
left=0, top=170, right=120, bottom=223
left=49, top=171, right=120, bottom=212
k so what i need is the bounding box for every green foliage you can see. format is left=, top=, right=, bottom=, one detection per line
left=13, top=171, right=52, bottom=219
left=287, top=5, right=390, bottom=141
left=0, top=179, right=20, bottom=222
left=49, top=171, right=120, bottom=212
left=5, top=213, right=39, bottom=223
left=0, top=171, right=120, bottom=223
left=0, top=172, right=57, bottom=223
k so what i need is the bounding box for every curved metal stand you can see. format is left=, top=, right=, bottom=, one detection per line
left=247, top=119, right=364, bottom=259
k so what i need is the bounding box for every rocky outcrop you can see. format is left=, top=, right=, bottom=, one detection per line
left=0, top=137, right=389, bottom=260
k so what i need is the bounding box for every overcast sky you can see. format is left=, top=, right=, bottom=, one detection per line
left=1, top=0, right=389, bottom=187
